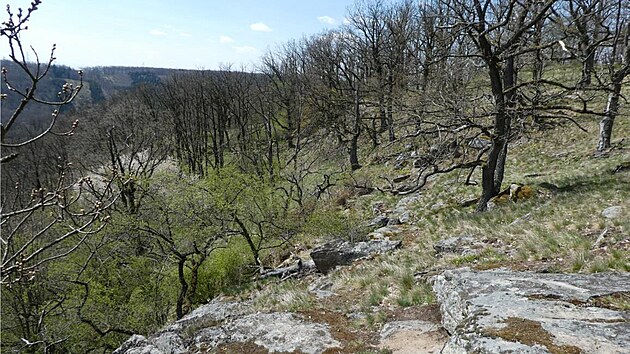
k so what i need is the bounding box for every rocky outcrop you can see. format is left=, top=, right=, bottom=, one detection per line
left=432, top=268, right=630, bottom=353
left=433, top=235, right=506, bottom=260
left=113, top=298, right=340, bottom=354
left=366, top=214, right=390, bottom=228
left=194, top=312, right=340, bottom=354
left=310, top=238, right=402, bottom=274
left=388, top=194, right=420, bottom=225
left=434, top=236, right=480, bottom=257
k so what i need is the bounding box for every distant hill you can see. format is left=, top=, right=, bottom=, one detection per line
left=79, top=66, right=197, bottom=100
left=0, top=60, right=195, bottom=129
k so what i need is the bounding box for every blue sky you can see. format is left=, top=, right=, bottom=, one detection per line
left=2, top=0, right=358, bottom=70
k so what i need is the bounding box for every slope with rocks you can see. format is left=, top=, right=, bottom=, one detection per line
left=116, top=116, right=629, bottom=353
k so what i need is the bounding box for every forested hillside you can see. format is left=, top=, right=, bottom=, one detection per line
left=1, top=0, right=628, bottom=352
left=0, top=59, right=195, bottom=129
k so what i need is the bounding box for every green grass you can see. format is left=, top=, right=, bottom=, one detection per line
left=368, top=284, right=389, bottom=306
left=396, top=282, right=435, bottom=307
left=251, top=280, right=314, bottom=312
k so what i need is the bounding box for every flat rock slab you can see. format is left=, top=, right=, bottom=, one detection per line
left=432, top=268, right=630, bottom=354
left=114, top=299, right=340, bottom=354
left=194, top=312, right=340, bottom=354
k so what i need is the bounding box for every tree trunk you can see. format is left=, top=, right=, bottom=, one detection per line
left=598, top=81, right=622, bottom=151
left=349, top=134, right=361, bottom=171
left=265, top=117, right=274, bottom=180
left=185, top=255, right=205, bottom=314
left=579, top=50, right=595, bottom=88
left=531, top=6, right=544, bottom=125
left=477, top=136, right=505, bottom=211
left=176, top=258, right=188, bottom=320
left=233, top=214, right=260, bottom=267
left=387, top=71, right=396, bottom=142
left=350, top=86, right=362, bottom=171
left=377, top=68, right=388, bottom=133
left=286, top=105, right=296, bottom=149
left=477, top=57, right=515, bottom=212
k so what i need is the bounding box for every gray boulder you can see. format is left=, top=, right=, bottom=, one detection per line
left=602, top=206, right=623, bottom=219
left=310, top=238, right=402, bottom=274
left=367, top=225, right=405, bottom=240
left=112, top=335, right=156, bottom=354
left=387, top=193, right=420, bottom=225
left=432, top=268, right=630, bottom=353
left=366, top=214, right=390, bottom=228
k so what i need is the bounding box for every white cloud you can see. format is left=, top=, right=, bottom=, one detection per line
left=343, top=17, right=351, bottom=25
left=233, top=46, right=257, bottom=54
left=149, top=29, right=167, bottom=36
left=220, top=35, right=234, bottom=43
left=179, top=32, right=192, bottom=37
left=317, top=16, right=336, bottom=25
left=250, top=22, right=272, bottom=32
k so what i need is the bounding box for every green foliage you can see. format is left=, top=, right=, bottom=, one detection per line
left=608, top=250, right=630, bottom=272
left=198, top=240, right=252, bottom=298
left=303, top=205, right=367, bottom=243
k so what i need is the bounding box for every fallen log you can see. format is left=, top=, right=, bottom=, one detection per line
left=259, top=259, right=316, bottom=280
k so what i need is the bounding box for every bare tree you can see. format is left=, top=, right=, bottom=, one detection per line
left=556, top=0, right=612, bottom=87
left=76, top=86, right=172, bottom=215
left=442, top=0, right=557, bottom=210
left=160, top=72, right=212, bottom=176
left=346, top=0, right=393, bottom=142
left=306, top=30, right=369, bottom=170
left=1, top=2, right=117, bottom=351
left=597, top=0, right=629, bottom=151
left=1, top=1, right=116, bottom=284
left=1, top=1, right=80, bottom=163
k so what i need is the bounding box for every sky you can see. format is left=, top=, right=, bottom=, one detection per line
left=1, top=0, right=358, bottom=70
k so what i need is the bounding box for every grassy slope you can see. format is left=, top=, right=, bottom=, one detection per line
left=228, top=110, right=629, bottom=352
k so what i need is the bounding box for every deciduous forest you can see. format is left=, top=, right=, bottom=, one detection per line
left=1, top=0, right=628, bottom=352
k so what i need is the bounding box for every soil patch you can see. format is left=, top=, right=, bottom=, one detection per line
left=298, top=309, right=380, bottom=354
left=485, top=317, right=583, bottom=354
left=210, top=341, right=304, bottom=354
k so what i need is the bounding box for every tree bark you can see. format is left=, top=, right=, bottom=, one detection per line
left=176, top=257, right=188, bottom=320
left=387, top=71, right=396, bottom=142
left=476, top=53, right=515, bottom=212
left=184, top=255, right=205, bottom=314
left=579, top=50, right=595, bottom=87
left=350, top=86, right=362, bottom=171
left=233, top=214, right=260, bottom=267
left=598, top=81, right=622, bottom=151
left=349, top=134, right=361, bottom=171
